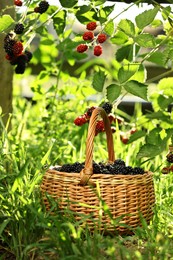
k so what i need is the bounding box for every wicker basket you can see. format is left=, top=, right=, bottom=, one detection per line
left=41, top=107, right=155, bottom=234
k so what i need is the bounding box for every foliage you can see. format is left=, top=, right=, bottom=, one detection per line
left=0, top=0, right=173, bottom=259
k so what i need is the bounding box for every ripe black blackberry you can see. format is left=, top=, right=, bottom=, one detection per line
left=71, top=162, right=83, bottom=173
left=25, top=50, right=33, bottom=62
left=4, top=38, right=16, bottom=56
left=101, top=102, right=112, bottom=114
left=132, top=167, right=145, bottom=175
left=166, top=152, right=173, bottom=163
left=35, top=1, right=49, bottom=14
left=14, top=23, right=24, bottom=34
left=113, top=159, right=126, bottom=167
left=93, top=161, right=101, bottom=173
left=112, top=165, right=125, bottom=174
left=60, top=163, right=73, bottom=173
left=14, top=54, right=27, bottom=74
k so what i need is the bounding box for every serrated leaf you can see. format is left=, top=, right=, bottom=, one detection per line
left=146, top=51, right=166, bottom=67
left=146, top=111, right=172, bottom=124
left=104, top=20, right=114, bottom=36
left=59, top=0, right=77, bottom=8
left=137, top=144, right=162, bottom=159
left=0, top=15, right=14, bottom=33
left=135, top=7, right=160, bottom=29
left=110, top=31, right=128, bottom=45
left=52, top=10, right=66, bottom=35
left=124, top=80, right=148, bottom=101
left=106, top=84, right=121, bottom=102
left=130, top=64, right=146, bottom=83
left=118, top=64, right=139, bottom=84
left=92, top=70, right=106, bottom=92
left=128, top=130, right=146, bottom=144
left=135, top=33, right=156, bottom=48
left=157, top=77, right=173, bottom=96
left=116, top=45, right=133, bottom=62
left=158, top=95, right=173, bottom=110
left=118, top=19, right=135, bottom=37
left=146, top=127, right=162, bottom=145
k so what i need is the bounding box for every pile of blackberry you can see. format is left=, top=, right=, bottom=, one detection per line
left=53, top=159, right=145, bottom=175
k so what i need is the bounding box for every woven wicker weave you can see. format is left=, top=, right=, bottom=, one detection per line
left=41, top=107, right=155, bottom=234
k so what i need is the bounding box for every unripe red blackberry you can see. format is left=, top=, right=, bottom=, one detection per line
left=101, top=102, right=112, bottom=114
left=93, top=45, right=102, bottom=56
left=74, top=115, right=87, bottom=126
left=12, top=41, right=23, bottom=56
left=76, top=44, right=88, bottom=53
left=14, top=23, right=24, bottom=34
left=34, top=1, right=49, bottom=14
left=97, top=33, right=107, bottom=43
left=166, top=152, right=173, bottom=163
left=95, top=120, right=105, bottom=135
left=14, top=0, right=23, bottom=6
left=86, top=22, right=97, bottom=31
left=83, top=31, right=94, bottom=41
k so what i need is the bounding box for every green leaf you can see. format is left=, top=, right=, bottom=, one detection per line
left=158, top=95, right=173, bottom=110
left=118, top=19, right=135, bottom=37
left=124, top=80, right=148, bottom=101
left=106, top=84, right=121, bottom=102
left=52, top=10, right=66, bottom=35
left=104, top=20, right=114, bottom=36
left=59, top=0, right=77, bottom=8
left=135, top=33, right=156, bottom=48
left=116, top=45, right=133, bottom=62
left=92, top=70, right=106, bottom=92
left=110, top=31, right=128, bottom=45
left=145, top=51, right=166, bottom=67
left=137, top=144, right=162, bottom=159
left=146, top=127, right=162, bottom=145
left=128, top=130, right=146, bottom=144
left=130, top=64, right=146, bottom=83
left=118, top=64, right=139, bottom=84
left=135, top=7, right=160, bottom=29
left=146, top=111, right=172, bottom=124
left=76, top=9, right=96, bottom=24
left=0, top=15, right=14, bottom=33
left=157, top=77, right=173, bottom=96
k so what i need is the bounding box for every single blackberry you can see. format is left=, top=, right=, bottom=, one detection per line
left=132, top=167, right=145, bottom=175
left=101, top=102, right=112, bottom=114
left=15, top=63, right=26, bottom=74
left=166, top=152, right=173, bottom=163
left=35, top=1, right=49, bottom=14
left=113, top=159, right=126, bottom=167
left=14, top=23, right=24, bottom=34
left=4, top=39, right=16, bottom=56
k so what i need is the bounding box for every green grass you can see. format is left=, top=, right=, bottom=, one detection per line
left=0, top=89, right=173, bottom=260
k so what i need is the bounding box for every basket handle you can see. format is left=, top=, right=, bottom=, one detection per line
left=79, top=107, right=115, bottom=186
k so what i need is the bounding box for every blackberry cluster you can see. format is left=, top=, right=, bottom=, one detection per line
left=53, top=159, right=145, bottom=175
left=166, top=152, right=173, bottom=163
left=14, top=23, right=24, bottom=34
left=101, top=102, right=112, bottom=114
left=3, top=33, right=32, bottom=74
left=34, top=1, right=49, bottom=14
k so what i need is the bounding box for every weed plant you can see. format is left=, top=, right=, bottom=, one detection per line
left=0, top=86, right=173, bottom=260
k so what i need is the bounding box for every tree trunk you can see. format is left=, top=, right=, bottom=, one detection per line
left=0, top=0, right=14, bottom=130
